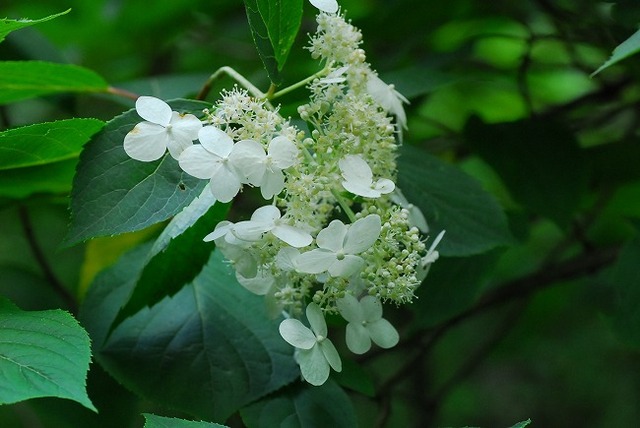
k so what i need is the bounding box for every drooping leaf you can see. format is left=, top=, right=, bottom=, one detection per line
left=397, top=145, right=514, bottom=256
left=244, top=0, right=303, bottom=84
left=464, top=116, right=587, bottom=228
left=112, top=190, right=230, bottom=328
left=240, top=380, right=357, bottom=428
left=80, top=246, right=298, bottom=422
left=592, top=28, right=640, bottom=76
left=65, top=99, right=209, bottom=245
left=0, top=158, right=76, bottom=198
left=143, top=414, right=229, bottom=428
left=0, top=297, right=95, bottom=411
left=0, top=118, right=104, bottom=170
left=0, top=10, right=70, bottom=44
left=0, top=61, right=108, bottom=105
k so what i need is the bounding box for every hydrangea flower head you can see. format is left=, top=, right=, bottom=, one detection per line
left=337, top=294, right=399, bottom=354
left=294, top=214, right=381, bottom=277
left=178, top=126, right=245, bottom=203
left=124, top=96, right=202, bottom=161
left=279, top=303, right=342, bottom=386
left=339, top=155, right=395, bottom=198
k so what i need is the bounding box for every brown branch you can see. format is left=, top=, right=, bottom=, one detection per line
left=18, top=206, right=78, bottom=312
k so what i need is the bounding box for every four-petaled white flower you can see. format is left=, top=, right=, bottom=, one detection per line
left=233, top=205, right=313, bottom=248
left=232, top=136, right=299, bottom=199
left=366, top=73, right=409, bottom=131
left=416, top=230, right=446, bottom=282
left=337, top=294, right=399, bottom=354
left=124, top=96, right=202, bottom=162
left=339, top=155, right=395, bottom=198
left=294, top=214, right=381, bottom=277
left=179, top=126, right=245, bottom=203
left=279, top=303, right=342, bottom=386
left=204, top=221, right=258, bottom=278
left=309, top=0, right=338, bottom=14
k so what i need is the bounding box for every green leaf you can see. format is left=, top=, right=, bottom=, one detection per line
left=592, top=28, right=640, bottom=76
left=0, top=118, right=104, bottom=171
left=508, top=419, right=532, bottom=428
left=0, top=10, right=70, bottom=44
left=0, top=158, right=76, bottom=198
left=397, top=145, right=514, bottom=256
left=608, top=232, right=640, bottom=348
left=80, top=246, right=298, bottom=422
left=65, top=99, right=209, bottom=245
left=464, top=116, right=587, bottom=228
left=240, top=380, right=357, bottom=428
left=0, top=61, right=108, bottom=105
left=244, top=0, right=303, bottom=84
left=0, top=297, right=95, bottom=411
left=410, top=250, right=502, bottom=328
left=113, top=191, right=230, bottom=327
left=143, top=414, right=229, bottom=428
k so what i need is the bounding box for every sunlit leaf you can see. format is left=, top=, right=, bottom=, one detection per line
left=0, top=297, right=95, bottom=411
left=0, top=119, right=104, bottom=170
left=0, top=61, right=108, bottom=105
left=592, top=28, right=640, bottom=76
left=0, top=9, right=70, bottom=44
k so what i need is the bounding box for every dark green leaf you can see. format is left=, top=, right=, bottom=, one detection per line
left=80, top=247, right=298, bottom=422
left=113, top=192, right=230, bottom=327
left=410, top=250, right=502, bottom=329
left=240, top=380, right=357, bottom=428
left=585, top=139, right=640, bottom=185
left=244, top=0, right=303, bottom=84
left=592, top=28, right=640, bottom=76
left=64, top=99, right=209, bottom=245
left=608, top=233, right=640, bottom=347
left=0, top=297, right=95, bottom=411
left=0, top=158, right=76, bottom=198
left=398, top=145, right=514, bottom=256
left=464, top=116, right=587, bottom=227
left=0, top=10, right=70, bottom=44
left=0, top=61, right=108, bottom=105
left=0, top=118, right=104, bottom=170
left=143, top=414, right=229, bottom=428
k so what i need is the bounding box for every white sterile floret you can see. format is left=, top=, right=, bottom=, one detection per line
left=366, top=73, right=409, bottom=130
left=336, top=294, right=399, bottom=354
left=309, top=0, right=338, bottom=14
left=318, top=65, right=349, bottom=86
left=178, top=126, right=245, bottom=203
left=233, top=205, right=313, bottom=248
left=279, top=303, right=342, bottom=386
left=231, top=136, right=299, bottom=200
left=124, top=96, right=202, bottom=161
left=390, top=188, right=429, bottom=233
left=416, top=230, right=446, bottom=282
left=339, top=155, right=395, bottom=198
left=294, top=214, right=381, bottom=277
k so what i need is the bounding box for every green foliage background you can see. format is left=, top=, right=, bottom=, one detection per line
left=1, top=0, right=640, bottom=427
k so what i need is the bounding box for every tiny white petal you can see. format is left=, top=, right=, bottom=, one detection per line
left=179, top=145, right=219, bottom=179
left=346, top=323, right=372, bottom=354
left=279, top=319, right=316, bottom=349
left=136, top=96, right=171, bottom=125
left=373, top=178, right=396, bottom=195
left=297, top=346, right=330, bottom=386
left=294, top=249, right=336, bottom=274
left=339, top=155, right=373, bottom=186
left=251, top=205, right=281, bottom=223
left=209, top=165, right=241, bottom=203
left=306, top=303, right=327, bottom=338
left=123, top=122, right=168, bottom=162
left=316, top=219, right=348, bottom=253
left=342, top=180, right=382, bottom=198
left=260, top=169, right=286, bottom=199
left=319, top=339, right=342, bottom=372
left=272, top=224, right=313, bottom=248
left=309, top=0, right=338, bottom=14
left=336, top=294, right=364, bottom=324
left=198, top=126, right=234, bottom=156
left=327, top=254, right=364, bottom=277
left=359, top=296, right=383, bottom=322
left=367, top=318, right=399, bottom=349
left=268, top=136, right=298, bottom=169
left=343, top=214, right=381, bottom=254
left=236, top=269, right=274, bottom=295
left=230, top=139, right=266, bottom=185
left=276, top=247, right=300, bottom=271
left=203, top=220, right=234, bottom=242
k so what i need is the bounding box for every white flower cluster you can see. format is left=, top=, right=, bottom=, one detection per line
left=122, top=7, right=443, bottom=386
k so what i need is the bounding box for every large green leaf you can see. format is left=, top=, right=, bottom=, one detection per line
left=0, top=10, right=70, bottom=44
left=0, top=297, right=95, bottom=411
left=397, top=145, right=514, bottom=256
left=244, top=0, right=303, bottom=84
left=240, top=380, right=357, bottom=428
left=0, top=118, right=104, bottom=171
left=80, top=246, right=298, bottom=422
left=143, top=414, right=228, bottom=428
left=0, top=61, right=108, bottom=105
left=0, top=158, right=76, bottom=198
left=592, top=28, right=640, bottom=76
left=65, top=99, right=209, bottom=245
left=113, top=190, right=230, bottom=327
left=464, top=116, right=587, bottom=228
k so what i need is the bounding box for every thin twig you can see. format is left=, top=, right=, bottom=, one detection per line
left=18, top=205, right=78, bottom=312
left=106, top=86, right=139, bottom=101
